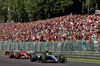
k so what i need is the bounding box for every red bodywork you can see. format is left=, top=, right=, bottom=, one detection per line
left=6, top=53, right=10, bottom=55
left=6, top=50, right=29, bottom=58
left=5, top=51, right=11, bottom=55
left=18, top=51, right=28, bottom=58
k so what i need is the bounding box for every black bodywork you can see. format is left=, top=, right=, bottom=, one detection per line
left=29, top=52, right=67, bottom=63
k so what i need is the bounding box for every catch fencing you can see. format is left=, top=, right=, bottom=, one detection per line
left=0, top=40, right=100, bottom=60
left=0, top=40, right=100, bottom=52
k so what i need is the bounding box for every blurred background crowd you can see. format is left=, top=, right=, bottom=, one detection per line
left=0, top=15, right=100, bottom=42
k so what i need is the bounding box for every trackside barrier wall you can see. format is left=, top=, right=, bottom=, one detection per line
left=52, top=51, right=100, bottom=60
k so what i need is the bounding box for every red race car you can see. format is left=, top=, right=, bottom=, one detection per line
left=8, top=50, right=29, bottom=59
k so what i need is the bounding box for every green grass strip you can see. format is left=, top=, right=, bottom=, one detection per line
left=0, top=54, right=8, bottom=56
left=67, top=58, right=100, bottom=63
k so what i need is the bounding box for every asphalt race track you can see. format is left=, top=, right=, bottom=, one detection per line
left=0, top=56, right=100, bottom=66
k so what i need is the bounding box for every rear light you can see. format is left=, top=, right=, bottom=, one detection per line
left=6, top=53, right=10, bottom=55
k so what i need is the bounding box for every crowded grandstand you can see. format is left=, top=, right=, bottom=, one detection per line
left=0, top=15, right=100, bottom=42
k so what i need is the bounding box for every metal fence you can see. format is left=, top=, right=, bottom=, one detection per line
left=0, top=40, right=100, bottom=52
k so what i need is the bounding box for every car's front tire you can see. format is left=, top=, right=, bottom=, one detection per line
left=30, top=53, right=37, bottom=62
left=59, top=54, right=65, bottom=63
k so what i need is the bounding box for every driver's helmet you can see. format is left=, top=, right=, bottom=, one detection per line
left=19, top=49, right=22, bottom=51
left=46, top=53, right=49, bottom=55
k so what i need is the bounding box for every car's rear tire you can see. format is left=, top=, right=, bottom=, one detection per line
left=30, top=53, right=37, bottom=62
left=15, top=53, right=21, bottom=59
left=59, top=54, right=65, bottom=63
left=41, top=55, right=46, bottom=63
left=9, top=52, right=14, bottom=58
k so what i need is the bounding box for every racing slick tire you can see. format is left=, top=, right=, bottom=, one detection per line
left=30, top=53, right=37, bottom=62
left=15, top=53, right=21, bottom=59
left=9, top=52, right=14, bottom=58
left=59, top=54, right=65, bottom=63
left=41, top=55, right=46, bottom=63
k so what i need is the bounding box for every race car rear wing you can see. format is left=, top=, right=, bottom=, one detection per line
left=5, top=51, right=13, bottom=55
